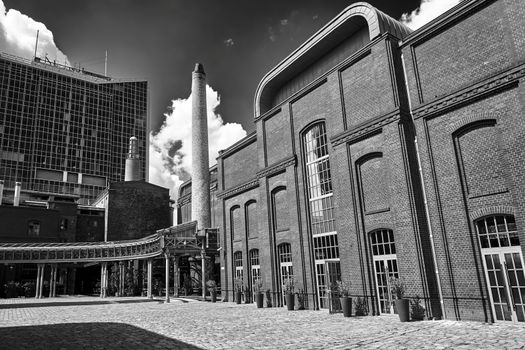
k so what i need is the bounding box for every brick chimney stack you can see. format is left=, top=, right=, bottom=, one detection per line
left=191, top=63, right=211, bottom=230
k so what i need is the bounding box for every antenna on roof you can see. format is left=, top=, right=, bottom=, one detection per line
left=34, top=30, right=39, bottom=60
left=104, top=50, right=108, bottom=76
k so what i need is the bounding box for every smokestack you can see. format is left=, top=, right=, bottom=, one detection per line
left=191, top=63, right=211, bottom=230
left=124, top=136, right=140, bottom=181
left=13, top=181, right=21, bottom=206
left=0, top=180, right=4, bottom=205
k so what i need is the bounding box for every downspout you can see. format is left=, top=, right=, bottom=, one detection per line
left=400, top=52, right=446, bottom=320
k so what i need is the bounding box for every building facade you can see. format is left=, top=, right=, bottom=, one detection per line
left=0, top=53, right=148, bottom=204
left=178, top=0, right=525, bottom=323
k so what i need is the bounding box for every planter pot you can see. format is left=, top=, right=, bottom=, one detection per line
left=235, top=291, right=242, bottom=304
left=395, top=299, right=410, bottom=322
left=256, top=292, right=264, bottom=308
left=340, top=296, right=352, bottom=317
left=211, top=292, right=217, bottom=303
left=285, top=293, right=295, bottom=311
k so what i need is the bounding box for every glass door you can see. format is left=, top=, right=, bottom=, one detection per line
left=482, top=251, right=525, bottom=322
left=370, top=229, right=398, bottom=314
left=373, top=258, right=398, bottom=314
left=476, top=215, right=525, bottom=322
left=326, top=260, right=341, bottom=313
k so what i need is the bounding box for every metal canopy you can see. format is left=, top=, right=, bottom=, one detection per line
left=0, top=221, right=219, bottom=263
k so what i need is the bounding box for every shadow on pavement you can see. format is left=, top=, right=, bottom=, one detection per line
left=0, top=322, right=204, bottom=349
left=0, top=298, right=164, bottom=309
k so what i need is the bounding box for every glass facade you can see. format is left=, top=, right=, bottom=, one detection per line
left=0, top=54, right=147, bottom=204
left=303, top=122, right=340, bottom=309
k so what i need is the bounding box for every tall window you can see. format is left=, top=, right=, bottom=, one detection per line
left=278, top=244, right=293, bottom=298
left=234, top=251, right=243, bottom=281
left=303, top=123, right=335, bottom=235
left=250, top=249, right=261, bottom=290
left=303, top=122, right=340, bottom=309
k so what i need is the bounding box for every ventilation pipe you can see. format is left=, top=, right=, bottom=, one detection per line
left=124, top=136, right=140, bottom=181
left=13, top=181, right=21, bottom=206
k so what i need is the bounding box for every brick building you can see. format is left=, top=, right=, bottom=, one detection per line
left=177, top=0, right=524, bottom=323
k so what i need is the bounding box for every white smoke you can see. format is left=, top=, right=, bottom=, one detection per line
left=401, top=0, right=461, bottom=30
left=0, top=1, right=69, bottom=64
left=149, top=85, right=247, bottom=205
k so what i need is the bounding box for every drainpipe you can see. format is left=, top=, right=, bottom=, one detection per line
left=13, top=181, right=21, bottom=206
left=400, top=52, right=445, bottom=319
left=0, top=180, right=4, bottom=205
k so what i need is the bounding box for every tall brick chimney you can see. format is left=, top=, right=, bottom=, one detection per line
left=124, top=136, right=140, bottom=181
left=191, top=63, right=211, bottom=230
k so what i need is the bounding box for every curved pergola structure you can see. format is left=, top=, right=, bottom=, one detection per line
left=254, top=2, right=412, bottom=118
left=0, top=221, right=219, bottom=301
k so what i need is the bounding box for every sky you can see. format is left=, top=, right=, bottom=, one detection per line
left=0, top=0, right=461, bottom=200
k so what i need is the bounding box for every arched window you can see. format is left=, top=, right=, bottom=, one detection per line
left=475, top=215, right=525, bottom=322
left=303, top=123, right=335, bottom=235
left=369, top=229, right=398, bottom=314
left=475, top=215, right=519, bottom=248
left=230, top=206, right=241, bottom=240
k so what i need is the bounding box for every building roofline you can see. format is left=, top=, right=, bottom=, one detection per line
left=0, top=52, right=147, bottom=84
left=217, top=131, right=257, bottom=159
left=400, top=0, right=488, bottom=47
left=254, top=2, right=412, bottom=118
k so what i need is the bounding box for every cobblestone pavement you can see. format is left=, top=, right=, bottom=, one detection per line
left=0, top=296, right=524, bottom=350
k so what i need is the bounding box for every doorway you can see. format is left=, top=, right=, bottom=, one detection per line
left=476, top=215, right=525, bottom=322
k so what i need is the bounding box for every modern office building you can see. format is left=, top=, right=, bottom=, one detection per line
left=178, top=0, right=525, bottom=323
left=0, top=53, right=148, bottom=204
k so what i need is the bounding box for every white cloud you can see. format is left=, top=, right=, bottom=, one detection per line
left=0, top=0, right=69, bottom=64
left=149, top=85, right=247, bottom=219
left=400, top=0, right=461, bottom=30
left=224, top=38, right=234, bottom=47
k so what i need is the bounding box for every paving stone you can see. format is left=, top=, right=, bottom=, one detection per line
left=0, top=296, right=524, bottom=349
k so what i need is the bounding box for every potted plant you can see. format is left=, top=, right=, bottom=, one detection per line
left=206, top=280, right=218, bottom=303
left=265, top=289, right=272, bottom=308
left=244, top=285, right=252, bottom=304
left=336, top=280, right=352, bottom=317
left=234, top=277, right=243, bottom=304
left=390, top=277, right=409, bottom=322
left=296, top=288, right=306, bottom=310
left=283, top=277, right=295, bottom=311
left=410, top=295, right=426, bottom=321
left=253, top=280, right=264, bottom=308
left=354, top=296, right=368, bottom=316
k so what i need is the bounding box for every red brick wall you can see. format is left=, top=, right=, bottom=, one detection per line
left=341, top=45, right=396, bottom=129
left=264, top=110, right=292, bottom=166
left=107, top=182, right=171, bottom=241
left=222, top=140, right=258, bottom=190
left=403, top=0, right=525, bottom=108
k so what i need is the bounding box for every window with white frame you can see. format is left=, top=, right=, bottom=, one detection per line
left=234, top=251, right=243, bottom=281
left=250, top=249, right=261, bottom=290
